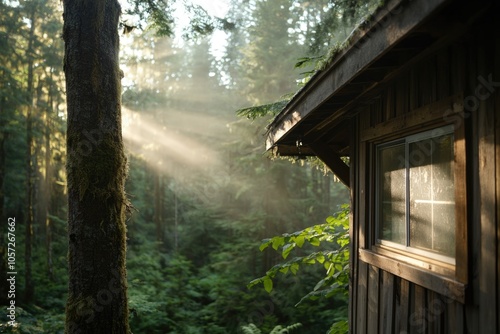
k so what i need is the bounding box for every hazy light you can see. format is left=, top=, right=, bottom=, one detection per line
left=122, top=107, right=222, bottom=175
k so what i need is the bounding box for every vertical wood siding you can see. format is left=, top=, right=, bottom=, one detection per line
left=352, top=22, right=499, bottom=334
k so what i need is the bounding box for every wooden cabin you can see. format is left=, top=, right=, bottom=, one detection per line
left=266, top=0, right=499, bottom=332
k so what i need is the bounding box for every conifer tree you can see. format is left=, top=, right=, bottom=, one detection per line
left=63, top=1, right=129, bottom=332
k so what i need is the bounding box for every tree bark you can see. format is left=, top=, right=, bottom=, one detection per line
left=63, top=0, right=129, bottom=333
left=154, top=170, right=163, bottom=243
left=24, top=3, right=36, bottom=303
left=0, top=98, right=7, bottom=306
left=45, top=82, right=53, bottom=280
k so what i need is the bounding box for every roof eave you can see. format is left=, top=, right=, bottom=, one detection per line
left=266, top=0, right=451, bottom=153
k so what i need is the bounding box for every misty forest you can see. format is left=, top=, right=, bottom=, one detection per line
left=0, top=0, right=380, bottom=333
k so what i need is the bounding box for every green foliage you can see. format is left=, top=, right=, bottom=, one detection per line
left=308, top=0, right=384, bottom=55
left=328, top=319, right=349, bottom=334
left=236, top=100, right=290, bottom=120
left=240, top=322, right=302, bottom=334
left=0, top=0, right=354, bottom=333
left=0, top=307, right=64, bottom=333
left=249, top=205, right=350, bottom=331
left=124, top=0, right=175, bottom=36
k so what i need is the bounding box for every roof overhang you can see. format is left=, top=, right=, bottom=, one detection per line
left=265, top=0, right=473, bottom=161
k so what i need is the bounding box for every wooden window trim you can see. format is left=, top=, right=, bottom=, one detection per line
left=359, top=94, right=468, bottom=302
left=359, top=249, right=466, bottom=303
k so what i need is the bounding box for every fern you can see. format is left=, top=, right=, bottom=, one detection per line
left=240, top=323, right=262, bottom=334
left=270, top=323, right=302, bottom=334
left=240, top=323, right=302, bottom=334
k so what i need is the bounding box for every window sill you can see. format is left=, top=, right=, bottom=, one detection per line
left=358, top=248, right=466, bottom=303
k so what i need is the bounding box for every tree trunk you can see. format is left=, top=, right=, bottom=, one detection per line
left=63, top=1, right=129, bottom=333
left=154, top=170, right=163, bottom=243
left=45, top=85, right=53, bottom=280
left=24, top=3, right=36, bottom=303
left=0, top=99, right=7, bottom=305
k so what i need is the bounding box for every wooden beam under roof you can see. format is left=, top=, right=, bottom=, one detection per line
left=309, top=141, right=350, bottom=188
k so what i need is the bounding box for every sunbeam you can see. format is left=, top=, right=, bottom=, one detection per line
left=122, top=107, right=223, bottom=175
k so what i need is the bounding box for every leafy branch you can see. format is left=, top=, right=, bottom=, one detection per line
left=236, top=100, right=290, bottom=120
left=248, top=205, right=350, bottom=303
left=248, top=205, right=350, bottom=333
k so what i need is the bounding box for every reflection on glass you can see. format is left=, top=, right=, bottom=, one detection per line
left=378, top=143, right=406, bottom=245
left=409, top=134, right=455, bottom=257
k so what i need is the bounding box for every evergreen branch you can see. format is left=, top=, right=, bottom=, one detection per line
left=236, top=100, right=290, bottom=120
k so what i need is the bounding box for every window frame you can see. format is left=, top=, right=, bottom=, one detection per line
left=374, top=125, right=456, bottom=265
left=358, top=96, right=468, bottom=302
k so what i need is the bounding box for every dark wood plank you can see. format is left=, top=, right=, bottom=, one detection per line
left=438, top=48, right=451, bottom=99
left=477, top=36, right=498, bottom=334
left=399, top=279, right=410, bottom=334
left=367, top=265, right=380, bottom=333
left=384, top=85, right=393, bottom=122
left=467, top=37, right=481, bottom=334
left=410, top=284, right=426, bottom=334
left=454, top=111, right=468, bottom=284
left=394, top=277, right=402, bottom=334
left=450, top=43, right=465, bottom=96
left=357, top=261, right=369, bottom=334
left=397, top=75, right=409, bottom=116
left=409, top=67, right=418, bottom=111
left=349, top=116, right=359, bottom=334
left=355, top=132, right=368, bottom=334
left=426, top=290, right=443, bottom=334
left=379, top=271, right=395, bottom=333
left=358, top=141, right=368, bottom=249
left=446, top=300, right=465, bottom=334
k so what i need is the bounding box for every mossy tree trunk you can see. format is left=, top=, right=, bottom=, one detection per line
left=63, top=0, right=129, bottom=333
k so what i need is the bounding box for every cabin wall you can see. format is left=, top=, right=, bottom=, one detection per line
left=350, top=18, right=499, bottom=334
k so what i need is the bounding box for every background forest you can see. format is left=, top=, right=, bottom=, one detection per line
left=0, top=0, right=378, bottom=333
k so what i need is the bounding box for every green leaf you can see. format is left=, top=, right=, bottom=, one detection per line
left=272, top=237, right=285, bottom=250
left=317, top=254, right=326, bottom=264
left=279, top=267, right=289, bottom=274
left=310, top=237, right=320, bottom=247
left=259, top=239, right=271, bottom=252
left=263, top=277, right=273, bottom=293
left=247, top=278, right=262, bottom=289
left=290, top=263, right=299, bottom=275
left=294, top=235, right=305, bottom=248
left=282, top=243, right=295, bottom=259
left=325, top=262, right=333, bottom=275
left=314, top=278, right=326, bottom=291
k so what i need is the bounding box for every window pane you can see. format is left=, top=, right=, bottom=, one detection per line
left=378, top=143, right=406, bottom=245
left=409, top=133, right=455, bottom=258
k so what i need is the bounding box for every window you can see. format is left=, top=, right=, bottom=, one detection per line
left=359, top=98, right=468, bottom=301
left=376, top=125, right=455, bottom=264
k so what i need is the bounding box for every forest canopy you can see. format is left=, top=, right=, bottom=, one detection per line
left=0, top=0, right=379, bottom=332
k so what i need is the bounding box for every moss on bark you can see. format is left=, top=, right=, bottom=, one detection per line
left=63, top=0, right=129, bottom=332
